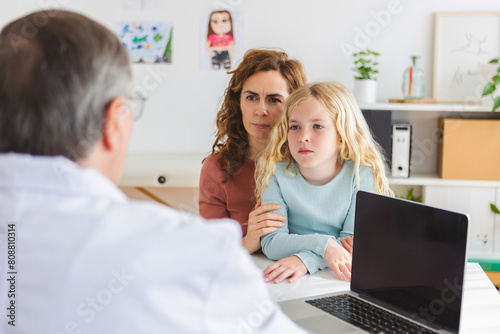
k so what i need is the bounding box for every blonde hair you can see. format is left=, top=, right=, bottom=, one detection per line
left=255, top=81, right=393, bottom=198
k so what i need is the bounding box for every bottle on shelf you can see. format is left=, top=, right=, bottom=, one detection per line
left=402, top=55, right=424, bottom=99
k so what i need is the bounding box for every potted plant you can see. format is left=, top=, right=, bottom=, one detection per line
left=481, top=57, right=500, bottom=111
left=353, top=49, right=380, bottom=104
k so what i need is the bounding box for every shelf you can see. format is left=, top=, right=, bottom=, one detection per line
left=361, top=102, right=493, bottom=112
left=389, top=173, right=500, bottom=187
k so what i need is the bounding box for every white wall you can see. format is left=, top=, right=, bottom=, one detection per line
left=2, top=0, right=500, bottom=155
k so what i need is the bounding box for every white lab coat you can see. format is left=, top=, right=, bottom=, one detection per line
left=0, top=153, right=306, bottom=334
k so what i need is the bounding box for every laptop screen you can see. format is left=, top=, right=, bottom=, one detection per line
left=351, top=191, right=469, bottom=333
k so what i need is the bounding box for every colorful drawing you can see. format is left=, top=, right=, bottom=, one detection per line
left=116, top=21, right=173, bottom=63
left=206, top=10, right=234, bottom=70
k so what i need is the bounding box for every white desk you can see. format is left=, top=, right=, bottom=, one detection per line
left=252, top=254, right=500, bottom=334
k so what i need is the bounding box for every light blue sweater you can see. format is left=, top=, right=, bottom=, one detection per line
left=260, top=160, right=375, bottom=274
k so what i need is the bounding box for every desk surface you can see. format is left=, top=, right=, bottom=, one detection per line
left=252, top=254, right=500, bottom=334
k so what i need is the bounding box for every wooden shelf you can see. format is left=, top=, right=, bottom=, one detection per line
left=361, top=102, right=493, bottom=112
left=390, top=173, right=500, bottom=188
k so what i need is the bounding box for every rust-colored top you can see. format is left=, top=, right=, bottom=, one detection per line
left=199, top=153, right=256, bottom=236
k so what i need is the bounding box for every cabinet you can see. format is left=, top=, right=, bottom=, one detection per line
left=119, top=152, right=204, bottom=215
left=361, top=103, right=500, bottom=261
left=424, top=184, right=500, bottom=258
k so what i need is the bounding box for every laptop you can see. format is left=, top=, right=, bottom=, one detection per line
left=279, top=191, right=469, bottom=334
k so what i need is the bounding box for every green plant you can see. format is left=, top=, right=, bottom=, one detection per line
left=491, top=203, right=500, bottom=214
left=353, top=49, right=380, bottom=80
left=481, top=57, right=500, bottom=111
left=398, top=188, right=422, bottom=203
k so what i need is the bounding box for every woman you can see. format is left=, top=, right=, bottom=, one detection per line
left=199, top=49, right=307, bottom=253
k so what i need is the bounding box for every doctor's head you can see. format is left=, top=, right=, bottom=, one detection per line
left=0, top=10, right=132, bottom=183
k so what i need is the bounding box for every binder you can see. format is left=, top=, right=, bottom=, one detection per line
left=391, top=123, right=411, bottom=178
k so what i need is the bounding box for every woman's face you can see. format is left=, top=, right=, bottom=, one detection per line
left=240, top=70, right=289, bottom=147
left=210, top=12, right=231, bottom=35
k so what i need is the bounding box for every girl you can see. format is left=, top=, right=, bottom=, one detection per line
left=255, top=81, right=392, bottom=283
left=199, top=49, right=307, bottom=254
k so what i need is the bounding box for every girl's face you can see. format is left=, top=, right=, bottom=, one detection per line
left=210, top=12, right=232, bottom=35
left=287, top=98, right=342, bottom=176
left=240, top=70, right=289, bottom=147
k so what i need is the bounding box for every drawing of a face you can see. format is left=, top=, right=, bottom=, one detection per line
left=210, top=12, right=232, bottom=35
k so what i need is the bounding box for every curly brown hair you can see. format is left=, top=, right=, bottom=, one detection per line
left=207, top=49, right=307, bottom=182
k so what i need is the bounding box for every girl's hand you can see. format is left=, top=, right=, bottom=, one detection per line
left=340, top=236, right=354, bottom=255
left=324, top=239, right=352, bottom=281
left=242, top=199, right=286, bottom=254
left=263, top=256, right=307, bottom=284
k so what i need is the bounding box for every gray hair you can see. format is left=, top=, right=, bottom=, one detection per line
left=0, top=10, right=131, bottom=160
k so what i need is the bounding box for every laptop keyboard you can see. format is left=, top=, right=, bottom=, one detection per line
left=305, top=294, right=439, bottom=334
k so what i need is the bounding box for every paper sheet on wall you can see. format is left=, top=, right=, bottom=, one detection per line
left=116, top=21, right=173, bottom=63
left=201, top=8, right=244, bottom=70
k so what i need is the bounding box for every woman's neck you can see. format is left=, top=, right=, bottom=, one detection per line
left=247, top=137, right=268, bottom=161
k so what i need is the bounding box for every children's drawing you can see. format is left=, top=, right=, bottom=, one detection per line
left=116, top=21, right=173, bottom=63
left=206, top=10, right=234, bottom=70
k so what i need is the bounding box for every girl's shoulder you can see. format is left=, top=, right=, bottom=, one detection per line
left=343, top=160, right=375, bottom=191
left=273, top=161, right=300, bottom=182
left=341, top=160, right=374, bottom=182
left=275, top=161, right=298, bottom=173
left=342, top=160, right=373, bottom=173
left=359, top=162, right=374, bottom=175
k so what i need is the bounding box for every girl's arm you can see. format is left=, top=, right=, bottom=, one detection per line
left=338, top=165, right=376, bottom=240
left=337, top=166, right=376, bottom=256
left=242, top=198, right=286, bottom=254
left=260, top=176, right=330, bottom=274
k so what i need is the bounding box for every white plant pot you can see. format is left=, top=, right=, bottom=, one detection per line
left=354, top=79, right=377, bottom=104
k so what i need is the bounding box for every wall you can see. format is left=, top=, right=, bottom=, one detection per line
left=2, top=0, right=500, bottom=156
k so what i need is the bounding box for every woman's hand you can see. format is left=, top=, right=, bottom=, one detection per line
left=324, top=238, right=352, bottom=281
left=340, top=236, right=354, bottom=255
left=263, top=256, right=307, bottom=284
left=242, top=199, right=286, bottom=254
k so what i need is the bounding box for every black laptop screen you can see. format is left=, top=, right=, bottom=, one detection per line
left=351, top=191, right=468, bottom=333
